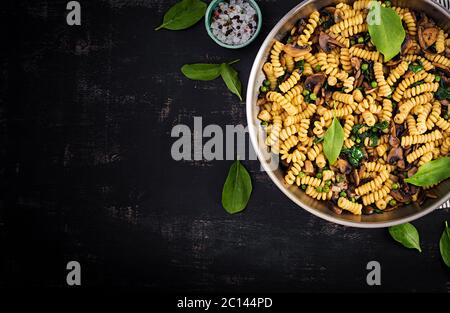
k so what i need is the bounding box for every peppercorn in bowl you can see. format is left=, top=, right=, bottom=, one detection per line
left=205, top=0, right=262, bottom=49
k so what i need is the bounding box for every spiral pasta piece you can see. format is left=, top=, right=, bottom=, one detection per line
left=343, top=76, right=355, bottom=93
left=267, top=91, right=298, bottom=116
left=401, top=129, right=443, bottom=147
left=279, top=71, right=301, bottom=93
left=426, top=101, right=441, bottom=130
left=386, top=61, right=409, bottom=86
left=381, top=99, right=392, bottom=123
left=394, top=93, right=433, bottom=124
left=330, top=13, right=365, bottom=34
left=416, top=102, right=432, bottom=134
left=342, top=24, right=368, bottom=37
left=340, top=48, right=352, bottom=72
left=263, top=63, right=277, bottom=90
left=303, top=62, right=313, bottom=76
left=406, top=142, right=435, bottom=163
left=297, top=11, right=320, bottom=45
left=332, top=92, right=354, bottom=105
left=441, top=137, right=450, bottom=155
left=353, top=0, right=371, bottom=10
left=306, top=186, right=333, bottom=200
left=424, top=52, right=450, bottom=67
left=285, top=162, right=303, bottom=185
left=349, top=46, right=381, bottom=62
left=435, top=117, right=450, bottom=134
left=285, top=54, right=295, bottom=73
left=338, top=197, right=362, bottom=215
left=307, top=143, right=323, bottom=161
left=364, top=162, right=394, bottom=172
left=436, top=29, right=446, bottom=54
left=361, top=183, right=391, bottom=206
left=403, top=82, right=439, bottom=99
left=403, top=12, right=417, bottom=36
left=355, top=170, right=390, bottom=196
left=373, top=62, right=391, bottom=97
left=362, top=110, right=376, bottom=127
left=270, top=41, right=285, bottom=78
left=392, top=70, right=427, bottom=102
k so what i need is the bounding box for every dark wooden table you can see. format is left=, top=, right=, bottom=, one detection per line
left=1, top=0, right=449, bottom=292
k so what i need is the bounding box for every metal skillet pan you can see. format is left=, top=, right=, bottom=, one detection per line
left=246, top=0, right=450, bottom=228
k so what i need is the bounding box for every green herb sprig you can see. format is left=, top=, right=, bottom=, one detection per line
left=405, top=157, right=450, bottom=187
left=222, top=160, right=252, bottom=214
left=367, top=1, right=405, bottom=61
left=155, top=0, right=207, bottom=31
left=181, top=60, right=243, bottom=100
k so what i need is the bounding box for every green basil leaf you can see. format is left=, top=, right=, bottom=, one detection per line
left=367, top=2, right=405, bottom=61
left=439, top=221, right=450, bottom=267
left=181, top=63, right=222, bottom=81
left=323, top=117, right=344, bottom=165
left=389, top=223, right=422, bottom=252
left=155, top=0, right=206, bottom=31
left=404, top=157, right=450, bottom=187
left=222, top=160, right=252, bottom=214
left=409, top=63, right=424, bottom=73
left=220, top=63, right=243, bottom=101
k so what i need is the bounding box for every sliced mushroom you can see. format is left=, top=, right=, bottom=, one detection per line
left=351, top=57, right=361, bottom=70
left=283, top=44, right=311, bottom=58
left=389, top=174, right=399, bottom=183
left=304, top=160, right=315, bottom=175
left=358, top=164, right=366, bottom=180
left=387, top=146, right=403, bottom=164
left=296, top=19, right=307, bottom=35
left=334, top=8, right=345, bottom=23
left=421, top=27, right=439, bottom=48
left=322, top=87, right=333, bottom=102
left=305, top=73, right=326, bottom=95
left=318, top=32, right=346, bottom=52
left=397, top=159, right=406, bottom=170
left=389, top=124, right=400, bottom=147
left=355, top=70, right=364, bottom=88
left=386, top=59, right=402, bottom=67
left=401, top=36, right=415, bottom=55
left=407, top=166, right=418, bottom=178
left=390, top=189, right=412, bottom=203
left=335, top=159, right=352, bottom=175
left=351, top=169, right=360, bottom=187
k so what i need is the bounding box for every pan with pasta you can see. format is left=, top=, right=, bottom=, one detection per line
left=255, top=0, right=450, bottom=216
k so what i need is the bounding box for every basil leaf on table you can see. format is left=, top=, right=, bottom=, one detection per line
left=323, top=117, right=344, bottom=165
left=220, top=63, right=243, bottom=101
left=389, top=223, right=422, bottom=252
left=181, top=64, right=222, bottom=81
left=222, top=160, right=252, bottom=214
left=439, top=221, right=450, bottom=267
left=405, top=157, right=450, bottom=187
left=155, top=0, right=207, bottom=31
left=367, top=1, right=405, bottom=61
left=180, top=60, right=243, bottom=100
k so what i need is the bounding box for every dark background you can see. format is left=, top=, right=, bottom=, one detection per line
left=1, top=0, right=449, bottom=292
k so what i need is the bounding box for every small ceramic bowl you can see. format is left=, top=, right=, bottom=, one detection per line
left=205, top=0, right=262, bottom=49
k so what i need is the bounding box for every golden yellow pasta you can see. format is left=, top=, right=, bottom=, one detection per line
left=256, top=1, right=450, bottom=216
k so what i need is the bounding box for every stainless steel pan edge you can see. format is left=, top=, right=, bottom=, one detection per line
left=246, top=0, right=450, bottom=228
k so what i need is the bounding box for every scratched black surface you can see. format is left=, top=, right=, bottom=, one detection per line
left=0, top=0, right=449, bottom=292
